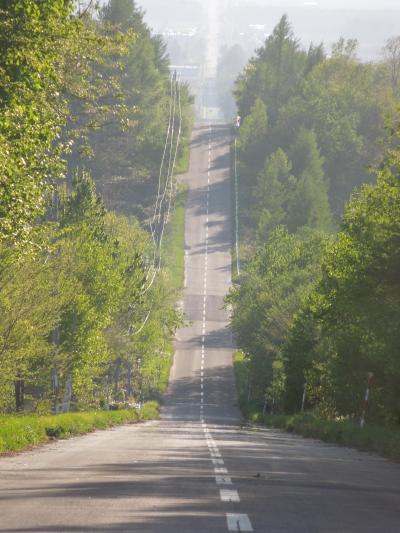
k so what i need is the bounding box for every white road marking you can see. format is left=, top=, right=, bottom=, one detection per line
left=211, top=451, right=222, bottom=458
left=214, top=468, right=228, bottom=474
left=220, top=490, right=240, bottom=503
left=226, top=514, right=253, bottom=532
left=216, top=476, right=232, bottom=485
left=212, top=458, right=224, bottom=465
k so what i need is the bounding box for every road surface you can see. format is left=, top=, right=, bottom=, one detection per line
left=1, top=124, right=400, bottom=532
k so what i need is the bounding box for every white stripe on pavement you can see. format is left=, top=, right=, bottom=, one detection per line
left=226, top=514, right=253, bottom=532
left=220, top=490, right=240, bottom=503
left=216, top=476, right=232, bottom=485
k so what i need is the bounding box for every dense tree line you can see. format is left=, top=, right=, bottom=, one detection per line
left=228, top=16, right=400, bottom=425
left=0, top=0, right=192, bottom=413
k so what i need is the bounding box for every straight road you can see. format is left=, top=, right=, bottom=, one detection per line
left=0, top=125, right=399, bottom=532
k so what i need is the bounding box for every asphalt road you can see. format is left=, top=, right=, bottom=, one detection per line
left=1, top=124, right=400, bottom=532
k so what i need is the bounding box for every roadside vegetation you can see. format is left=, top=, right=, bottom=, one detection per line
left=229, top=16, right=400, bottom=451
left=234, top=353, right=400, bottom=461
left=0, top=0, right=193, bottom=418
left=162, top=185, right=188, bottom=293
left=0, top=402, right=159, bottom=454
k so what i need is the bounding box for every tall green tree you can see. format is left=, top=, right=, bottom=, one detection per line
left=306, top=140, right=400, bottom=422
left=0, top=0, right=135, bottom=244
left=286, top=128, right=332, bottom=232
left=255, top=148, right=293, bottom=242
left=0, top=0, right=73, bottom=243
left=235, top=15, right=306, bottom=123
left=227, top=227, right=328, bottom=408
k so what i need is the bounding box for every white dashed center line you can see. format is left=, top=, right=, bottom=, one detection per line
left=220, top=490, right=240, bottom=503
left=199, top=124, right=253, bottom=533
left=226, top=514, right=254, bottom=532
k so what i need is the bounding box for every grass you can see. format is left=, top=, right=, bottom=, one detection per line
left=162, top=184, right=188, bottom=292
left=174, top=143, right=191, bottom=175
left=257, top=413, right=400, bottom=462
left=0, top=401, right=159, bottom=455
left=233, top=351, right=400, bottom=462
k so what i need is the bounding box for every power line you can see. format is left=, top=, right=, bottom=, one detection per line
left=140, top=74, right=178, bottom=295
left=130, top=75, right=183, bottom=334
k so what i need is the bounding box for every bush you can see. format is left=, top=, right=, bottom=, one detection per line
left=0, top=402, right=159, bottom=454
left=262, top=412, right=400, bottom=461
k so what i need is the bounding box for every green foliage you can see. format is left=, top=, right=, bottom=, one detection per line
left=286, top=128, right=332, bottom=232
left=0, top=0, right=134, bottom=244
left=255, top=148, right=291, bottom=241
left=0, top=1, right=192, bottom=415
left=87, top=0, right=194, bottom=213
left=235, top=15, right=395, bottom=237
left=258, top=413, right=400, bottom=462
left=227, top=227, right=329, bottom=408
left=235, top=14, right=305, bottom=123
left=162, top=185, right=188, bottom=292
left=231, top=14, right=400, bottom=437
left=0, top=403, right=159, bottom=454
left=303, top=138, right=400, bottom=423
left=0, top=0, right=72, bottom=242
left=237, top=97, right=268, bottom=172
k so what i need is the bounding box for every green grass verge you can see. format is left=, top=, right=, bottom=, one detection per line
left=174, top=143, right=190, bottom=175
left=258, top=413, right=400, bottom=462
left=233, top=351, right=400, bottom=462
left=0, top=401, right=159, bottom=455
left=162, top=184, right=188, bottom=292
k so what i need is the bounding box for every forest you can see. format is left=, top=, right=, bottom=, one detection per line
left=228, top=15, right=400, bottom=426
left=0, top=0, right=193, bottom=414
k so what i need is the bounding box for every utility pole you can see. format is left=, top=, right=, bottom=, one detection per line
left=234, top=137, right=240, bottom=276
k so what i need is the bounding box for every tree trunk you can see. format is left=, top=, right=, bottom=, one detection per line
left=14, top=380, right=24, bottom=412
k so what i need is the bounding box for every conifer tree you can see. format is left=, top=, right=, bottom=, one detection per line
left=287, top=128, right=332, bottom=232
left=255, top=149, right=293, bottom=242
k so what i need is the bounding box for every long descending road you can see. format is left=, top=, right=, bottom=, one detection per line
left=1, top=124, right=400, bottom=532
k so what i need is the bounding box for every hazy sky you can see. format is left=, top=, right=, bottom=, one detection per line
left=240, top=0, right=400, bottom=8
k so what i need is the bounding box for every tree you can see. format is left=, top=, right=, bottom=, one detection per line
left=332, top=37, right=358, bottom=60
left=383, top=36, right=400, bottom=93
left=237, top=97, right=268, bottom=171
left=235, top=15, right=306, bottom=124
left=255, top=148, right=293, bottom=242
left=0, top=0, right=73, bottom=243
left=227, top=227, right=328, bottom=410
left=0, top=0, right=135, bottom=245
left=304, top=42, right=326, bottom=76
left=306, top=139, right=400, bottom=422
left=0, top=2, right=192, bottom=414
left=287, top=128, right=332, bottom=232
